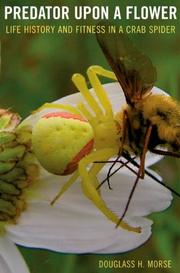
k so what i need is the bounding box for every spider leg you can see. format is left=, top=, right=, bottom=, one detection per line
left=72, top=66, right=117, bottom=119
left=87, top=65, right=117, bottom=116
left=77, top=102, right=95, bottom=126
left=80, top=66, right=122, bottom=189
left=106, top=110, right=128, bottom=187
left=32, top=103, right=81, bottom=115
left=79, top=148, right=141, bottom=233
left=87, top=160, right=106, bottom=190
left=51, top=170, right=79, bottom=205
left=72, top=74, right=103, bottom=117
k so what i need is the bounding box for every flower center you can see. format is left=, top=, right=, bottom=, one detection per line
left=0, top=112, right=39, bottom=228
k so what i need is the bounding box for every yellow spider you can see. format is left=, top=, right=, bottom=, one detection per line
left=33, top=65, right=140, bottom=233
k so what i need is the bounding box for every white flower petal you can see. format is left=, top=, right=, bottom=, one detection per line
left=7, top=201, right=152, bottom=254
left=100, top=166, right=172, bottom=217
left=6, top=167, right=172, bottom=254
left=12, top=82, right=172, bottom=254
left=29, top=166, right=172, bottom=218
left=96, top=217, right=152, bottom=253
left=142, top=152, right=163, bottom=167
left=0, top=235, right=29, bottom=273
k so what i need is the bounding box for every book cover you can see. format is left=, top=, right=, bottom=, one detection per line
left=0, top=1, right=179, bottom=273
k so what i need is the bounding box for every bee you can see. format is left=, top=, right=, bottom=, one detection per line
left=96, top=25, right=180, bottom=225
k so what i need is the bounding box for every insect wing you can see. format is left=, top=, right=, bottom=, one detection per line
left=96, top=26, right=157, bottom=105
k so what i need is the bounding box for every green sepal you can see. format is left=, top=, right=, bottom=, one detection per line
left=0, top=213, right=9, bottom=221
left=0, top=198, right=16, bottom=216
left=0, top=132, right=16, bottom=145
left=0, top=114, right=12, bottom=129
left=0, top=162, right=15, bottom=174
left=0, top=145, right=26, bottom=161
left=0, top=180, right=20, bottom=195
left=0, top=109, right=41, bottom=223
left=0, top=109, right=21, bottom=130
left=0, top=167, right=25, bottom=182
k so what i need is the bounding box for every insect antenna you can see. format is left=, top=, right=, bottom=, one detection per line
left=116, top=170, right=141, bottom=228
left=150, top=148, right=180, bottom=158
left=96, top=155, right=143, bottom=228
left=106, top=153, right=122, bottom=190
left=95, top=153, right=180, bottom=197
left=96, top=156, right=136, bottom=190
left=122, top=151, right=180, bottom=198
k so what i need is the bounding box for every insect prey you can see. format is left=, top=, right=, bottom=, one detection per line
left=96, top=25, right=180, bottom=226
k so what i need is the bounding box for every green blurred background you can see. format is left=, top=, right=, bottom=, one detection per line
left=0, top=0, right=180, bottom=272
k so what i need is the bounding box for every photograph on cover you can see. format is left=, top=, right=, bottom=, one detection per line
left=0, top=1, right=179, bottom=273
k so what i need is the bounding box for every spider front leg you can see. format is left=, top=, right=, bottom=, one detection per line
left=72, top=65, right=117, bottom=118
left=72, top=67, right=120, bottom=150
left=33, top=103, right=81, bottom=115
left=79, top=148, right=141, bottom=233
left=87, top=65, right=117, bottom=117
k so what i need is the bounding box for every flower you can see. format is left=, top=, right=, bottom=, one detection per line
left=0, top=83, right=172, bottom=272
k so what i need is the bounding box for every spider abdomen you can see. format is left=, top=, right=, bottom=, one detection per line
left=32, top=112, right=94, bottom=175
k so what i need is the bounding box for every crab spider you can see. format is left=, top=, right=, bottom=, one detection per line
left=33, top=65, right=141, bottom=233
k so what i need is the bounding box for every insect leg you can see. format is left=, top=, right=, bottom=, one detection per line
left=97, top=153, right=180, bottom=198
left=139, top=124, right=153, bottom=178
left=116, top=169, right=141, bottom=228
left=116, top=124, right=153, bottom=227
left=150, top=148, right=180, bottom=158
left=96, top=156, right=137, bottom=190
left=79, top=148, right=141, bottom=233
left=51, top=170, right=79, bottom=205
left=33, top=103, right=81, bottom=115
